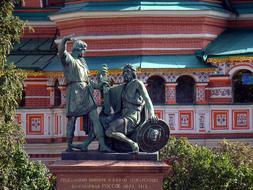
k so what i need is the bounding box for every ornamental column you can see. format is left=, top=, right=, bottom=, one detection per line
left=58, top=77, right=66, bottom=107
left=46, top=86, right=55, bottom=107
left=165, top=83, right=177, bottom=104
left=58, top=85, right=66, bottom=107
left=195, top=83, right=208, bottom=104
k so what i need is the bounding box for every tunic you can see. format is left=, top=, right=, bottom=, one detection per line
left=109, top=79, right=145, bottom=126
left=61, top=51, right=96, bottom=117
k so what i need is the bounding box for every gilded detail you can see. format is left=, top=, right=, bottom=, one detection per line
left=207, top=56, right=253, bottom=64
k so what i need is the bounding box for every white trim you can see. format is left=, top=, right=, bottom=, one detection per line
left=196, top=83, right=208, bottom=86
left=210, top=96, right=232, bottom=98
left=25, top=96, right=50, bottom=99
left=26, top=78, right=48, bottom=81
left=55, top=33, right=216, bottom=43
left=24, top=81, right=49, bottom=85
left=27, top=21, right=56, bottom=27
left=50, top=10, right=231, bottom=21
left=207, top=87, right=231, bottom=90
left=85, top=47, right=200, bottom=52
left=209, top=76, right=230, bottom=80
left=235, top=14, right=253, bottom=20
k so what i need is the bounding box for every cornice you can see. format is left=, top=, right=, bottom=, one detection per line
left=27, top=21, right=56, bottom=26
left=50, top=10, right=231, bottom=22
left=54, top=34, right=217, bottom=43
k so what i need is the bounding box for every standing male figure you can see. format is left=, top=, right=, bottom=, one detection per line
left=58, top=35, right=111, bottom=152
left=105, top=64, right=158, bottom=152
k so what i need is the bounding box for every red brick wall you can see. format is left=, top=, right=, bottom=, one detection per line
left=25, top=85, right=50, bottom=108
left=22, top=0, right=42, bottom=8
left=207, top=78, right=233, bottom=104
left=58, top=17, right=225, bottom=36
left=23, top=26, right=57, bottom=38
left=26, top=85, right=49, bottom=96
left=25, top=98, right=50, bottom=107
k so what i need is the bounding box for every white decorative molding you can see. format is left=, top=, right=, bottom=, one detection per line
left=58, top=77, right=66, bottom=85
left=61, top=47, right=201, bottom=52
left=55, top=33, right=217, bottom=43
left=24, top=81, right=49, bottom=85
left=25, top=96, right=50, bottom=99
left=47, top=78, right=56, bottom=86
left=27, top=21, right=56, bottom=26
left=50, top=10, right=231, bottom=21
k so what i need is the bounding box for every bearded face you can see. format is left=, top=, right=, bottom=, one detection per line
left=123, top=68, right=133, bottom=82
left=72, top=40, right=87, bottom=58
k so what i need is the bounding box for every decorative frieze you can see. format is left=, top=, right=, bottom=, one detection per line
left=196, top=83, right=207, bottom=104
left=26, top=114, right=44, bottom=135
left=165, top=83, right=177, bottom=104
left=168, top=113, right=176, bottom=130
left=232, top=110, right=250, bottom=130
left=194, top=72, right=209, bottom=83
left=179, top=111, right=194, bottom=130
left=211, top=110, right=229, bottom=130
left=198, top=113, right=206, bottom=132
left=210, top=87, right=232, bottom=98
left=166, top=74, right=177, bottom=83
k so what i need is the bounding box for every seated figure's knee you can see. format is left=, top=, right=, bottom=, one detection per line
left=105, top=127, right=113, bottom=137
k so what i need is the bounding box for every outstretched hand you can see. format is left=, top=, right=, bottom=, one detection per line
left=150, top=114, right=158, bottom=123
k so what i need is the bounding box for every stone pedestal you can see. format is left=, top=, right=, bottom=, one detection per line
left=62, top=151, right=159, bottom=161
left=50, top=160, right=170, bottom=190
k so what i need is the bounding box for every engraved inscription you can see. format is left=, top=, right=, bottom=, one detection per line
left=58, top=176, right=160, bottom=190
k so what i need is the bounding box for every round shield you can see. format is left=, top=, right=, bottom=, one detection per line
left=136, top=119, right=170, bottom=153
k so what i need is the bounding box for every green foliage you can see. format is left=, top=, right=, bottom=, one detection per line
left=0, top=0, right=25, bottom=69
left=160, top=137, right=253, bottom=190
left=218, top=140, right=253, bottom=169
left=0, top=1, right=55, bottom=189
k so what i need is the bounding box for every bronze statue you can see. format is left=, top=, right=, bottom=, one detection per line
left=100, top=64, right=162, bottom=153
left=58, top=35, right=111, bottom=152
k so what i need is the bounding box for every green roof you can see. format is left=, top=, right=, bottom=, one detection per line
left=202, top=29, right=253, bottom=58
left=8, top=38, right=215, bottom=71
left=233, top=3, right=253, bottom=14
left=43, top=55, right=214, bottom=72
left=58, top=0, right=227, bottom=13
left=8, top=38, right=57, bottom=70
left=14, top=11, right=53, bottom=21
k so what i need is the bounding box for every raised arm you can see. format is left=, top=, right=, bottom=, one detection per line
left=58, top=35, right=74, bottom=59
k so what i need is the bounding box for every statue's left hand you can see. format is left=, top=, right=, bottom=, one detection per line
left=149, top=115, right=158, bottom=123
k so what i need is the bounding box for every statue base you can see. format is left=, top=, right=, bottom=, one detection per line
left=62, top=150, right=159, bottom=161
left=50, top=160, right=170, bottom=190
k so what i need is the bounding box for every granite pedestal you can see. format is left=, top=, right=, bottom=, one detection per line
left=62, top=151, right=159, bottom=161
left=50, top=159, right=170, bottom=190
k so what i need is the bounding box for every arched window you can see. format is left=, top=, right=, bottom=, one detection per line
left=147, top=76, right=165, bottom=105
left=54, top=79, right=61, bottom=106
left=233, top=70, right=253, bottom=103
left=176, top=75, right=195, bottom=104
